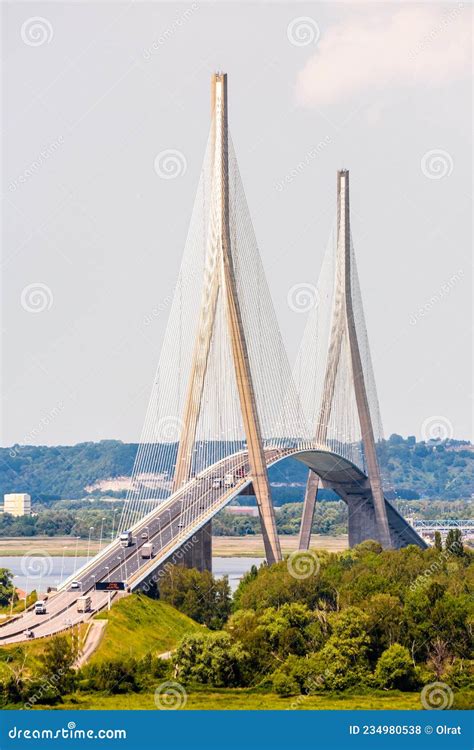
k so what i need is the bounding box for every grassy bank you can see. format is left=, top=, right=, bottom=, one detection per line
left=90, top=594, right=204, bottom=663
left=0, top=596, right=200, bottom=680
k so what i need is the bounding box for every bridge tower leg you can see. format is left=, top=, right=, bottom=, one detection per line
left=172, top=74, right=281, bottom=569
left=299, top=170, right=391, bottom=550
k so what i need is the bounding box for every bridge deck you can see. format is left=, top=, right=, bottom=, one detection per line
left=0, top=446, right=426, bottom=644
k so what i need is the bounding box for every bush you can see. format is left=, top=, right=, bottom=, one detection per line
left=273, top=671, right=299, bottom=697
left=174, top=632, right=250, bottom=687
left=442, top=659, right=474, bottom=689
left=375, top=645, right=419, bottom=690
left=85, top=658, right=139, bottom=694
left=158, top=566, right=232, bottom=629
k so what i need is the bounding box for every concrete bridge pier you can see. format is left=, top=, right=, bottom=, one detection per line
left=346, top=495, right=380, bottom=547
left=180, top=520, right=212, bottom=572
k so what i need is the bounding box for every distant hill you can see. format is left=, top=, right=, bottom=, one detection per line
left=0, top=435, right=472, bottom=504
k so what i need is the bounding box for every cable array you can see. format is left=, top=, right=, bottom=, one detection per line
left=293, top=218, right=384, bottom=473
left=119, top=126, right=310, bottom=534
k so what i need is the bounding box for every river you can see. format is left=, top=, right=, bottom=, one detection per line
left=2, top=555, right=263, bottom=594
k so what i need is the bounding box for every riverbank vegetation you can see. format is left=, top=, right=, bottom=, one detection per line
left=1, top=538, right=472, bottom=710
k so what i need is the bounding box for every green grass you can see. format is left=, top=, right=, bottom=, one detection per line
left=90, top=594, right=204, bottom=664
left=40, top=688, right=430, bottom=711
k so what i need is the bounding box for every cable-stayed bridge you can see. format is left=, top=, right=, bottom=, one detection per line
left=1, top=73, right=427, bottom=644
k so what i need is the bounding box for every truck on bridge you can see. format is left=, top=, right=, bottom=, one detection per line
left=120, top=530, right=133, bottom=547
left=77, top=595, right=92, bottom=613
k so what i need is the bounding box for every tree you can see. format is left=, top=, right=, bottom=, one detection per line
left=233, top=557, right=336, bottom=613
left=434, top=531, right=442, bottom=551
left=174, top=632, right=249, bottom=687
left=374, top=644, right=419, bottom=690
left=427, top=638, right=451, bottom=679
left=158, top=565, right=231, bottom=629
left=273, top=671, right=299, bottom=697
left=256, top=603, right=315, bottom=658
left=39, top=635, right=77, bottom=695
left=445, top=528, right=464, bottom=557
left=0, top=568, right=15, bottom=608
left=86, top=658, right=138, bottom=694
left=303, top=608, right=372, bottom=691
left=365, top=594, right=403, bottom=657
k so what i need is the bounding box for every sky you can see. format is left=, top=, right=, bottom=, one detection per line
left=2, top=1, right=472, bottom=447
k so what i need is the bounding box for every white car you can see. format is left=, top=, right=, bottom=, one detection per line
left=71, top=581, right=81, bottom=589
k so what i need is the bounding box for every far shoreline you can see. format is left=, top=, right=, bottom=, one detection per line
left=0, top=534, right=348, bottom=558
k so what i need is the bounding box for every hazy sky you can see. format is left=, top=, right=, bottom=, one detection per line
left=2, top=1, right=472, bottom=447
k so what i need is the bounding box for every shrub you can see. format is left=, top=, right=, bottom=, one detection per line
left=174, top=632, right=250, bottom=687
left=273, top=671, right=299, bottom=697
left=375, top=644, right=419, bottom=690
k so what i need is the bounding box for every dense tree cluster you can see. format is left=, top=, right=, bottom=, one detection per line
left=0, top=540, right=472, bottom=707
left=157, top=566, right=232, bottom=629
left=1, top=635, right=77, bottom=707
left=0, top=500, right=123, bottom=539
left=172, top=542, right=474, bottom=695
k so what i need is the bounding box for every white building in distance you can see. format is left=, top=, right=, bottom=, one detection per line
left=3, top=493, right=31, bottom=516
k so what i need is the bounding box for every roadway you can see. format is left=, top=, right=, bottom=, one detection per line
left=0, top=449, right=264, bottom=644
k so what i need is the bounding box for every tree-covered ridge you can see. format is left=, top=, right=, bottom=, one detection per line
left=0, top=435, right=473, bottom=503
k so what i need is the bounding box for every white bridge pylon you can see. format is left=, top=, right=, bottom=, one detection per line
left=118, top=72, right=424, bottom=563
left=119, top=73, right=312, bottom=564
left=294, top=170, right=391, bottom=549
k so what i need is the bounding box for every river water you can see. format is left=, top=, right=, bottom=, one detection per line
left=2, top=555, right=263, bottom=594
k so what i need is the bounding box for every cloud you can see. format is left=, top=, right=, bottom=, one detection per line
left=295, top=5, right=471, bottom=107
